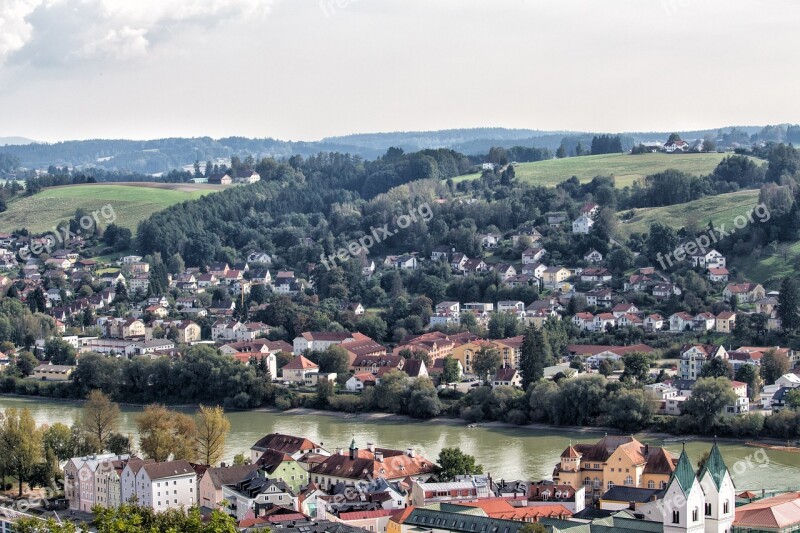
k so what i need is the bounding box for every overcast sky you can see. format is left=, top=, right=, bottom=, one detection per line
left=0, top=0, right=798, bottom=142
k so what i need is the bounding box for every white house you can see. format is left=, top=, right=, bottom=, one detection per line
left=121, top=460, right=196, bottom=512
left=572, top=215, right=594, bottom=234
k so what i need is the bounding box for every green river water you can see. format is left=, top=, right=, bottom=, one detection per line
left=1, top=396, right=798, bottom=492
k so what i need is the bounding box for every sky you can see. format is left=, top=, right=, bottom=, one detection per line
left=0, top=0, right=798, bottom=142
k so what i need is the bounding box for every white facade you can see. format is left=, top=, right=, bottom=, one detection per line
left=121, top=460, right=197, bottom=512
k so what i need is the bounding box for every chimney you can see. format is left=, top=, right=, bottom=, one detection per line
left=336, top=447, right=344, bottom=456
left=644, top=444, right=649, bottom=456
left=221, top=462, right=227, bottom=468
left=375, top=451, right=384, bottom=462
left=366, top=442, right=375, bottom=453
left=406, top=448, right=415, bottom=458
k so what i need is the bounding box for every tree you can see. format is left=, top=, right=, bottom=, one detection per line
left=137, top=404, right=197, bottom=462
left=605, top=389, right=655, bottom=432
left=437, top=447, right=483, bottom=481
left=79, top=390, right=120, bottom=452
left=760, top=349, right=790, bottom=384
left=17, top=505, right=238, bottom=532
left=319, top=345, right=351, bottom=383
left=0, top=408, right=44, bottom=496
left=44, top=337, right=77, bottom=365
left=682, top=377, right=738, bottom=429
left=735, top=364, right=762, bottom=400
left=113, top=280, right=128, bottom=303
left=786, top=389, right=800, bottom=410
left=472, top=347, right=501, bottom=383
left=442, top=355, right=461, bottom=384
left=14, top=350, right=39, bottom=377
left=621, top=352, right=651, bottom=383
left=195, top=405, right=231, bottom=466
left=519, top=325, right=549, bottom=389
left=700, top=357, right=734, bottom=380
left=778, top=277, right=800, bottom=331
left=373, top=370, right=409, bottom=413
left=106, top=432, right=133, bottom=455
left=42, top=422, right=75, bottom=462
left=598, top=359, right=613, bottom=376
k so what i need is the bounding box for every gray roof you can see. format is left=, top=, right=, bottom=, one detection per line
left=142, top=460, right=195, bottom=480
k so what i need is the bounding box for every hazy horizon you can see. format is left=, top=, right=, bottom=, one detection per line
left=1, top=0, right=799, bottom=142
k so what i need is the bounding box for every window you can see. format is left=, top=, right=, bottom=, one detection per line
left=724, top=500, right=729, bottom=514
left=672, top=510, right=679, bottom=524
left=647, top=481, right=655, bottom=489
left=624, top=476, right=633, bottom=486
left=607, top=481, right=614, bottom=490
left=584, top=477, right=591, bottom=486
left=692, top=507, right=699, bottom=522
left=706, top=503, right=712, bottom=516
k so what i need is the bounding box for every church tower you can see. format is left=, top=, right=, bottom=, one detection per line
left=698, top=442, right=735, bottom=533
left=663, top=447, right=706, bottom=533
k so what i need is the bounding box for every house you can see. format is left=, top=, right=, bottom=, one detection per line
left=293, top=331, right=366, bottom=355
left=572, top=215, right=594, bottom=234
left=616, top=313, right=643, bottom=328
left=462, top=258, right=488, bottom=274
left=234, top=169, right=261, bottom=184
left=492, top=367, right=522, bottom=388
left=341, top=338, right=388, bottom=363
left=680, top=344, right=728, bottom=380
left=592, top=313, right=616, bottom=332
left=584, top=249, right=603, bottom=263
left=64, top=454, right=139, bottom=511
left=522, top=247, right=546, bottom=264
left=688, top=249, right=726, bottom=269
left=222, top=471, right=297, bottom=521
left=281, top=355, right=320, bottom=383
left=492, top=263, right=516, bottom=280
left=715, top=311, right=736, bottom=333
left=581, top=268, right=612, bottom=283
left=346, top=372, right=378, bottom=392
left=644, top=314, right=665, bottom=332
left=255, top=449, right=309, bottom=493
left=708, top=267, right=730, bottom=283
left=693, top=312, right=717, bottom=332
left=199, top=464, right=259, bottom=510
left=479, top=233, right=501, bottom=248
left=653, top=283, right=681, bottom=298
left=430, top=245, right=453, bottom=262
left=664, top=140, right=689, bottom=152
left=249, top=433, right=327, bottom=464
left=581, top=203, right=600, bottom=217
left=30, top=363, right=74, bottom=381
left=670, top=312, right=695, bottom=332
left=542, top=267, right=570, bottom=289
left=450, top=253, right=468, bottom=272
left=385, top=255, right=418, bottom=270
left=723, top=282, right=765, bottom=303
left=120, top=460, right=197, bottom=512
left=750, top=297, right=779, bottom=317
left=585, top=288, right=613, bottom=308
left=611, top=302, right=639, bottom=318
left=553, top=435, right=677, bottom=496
left=306, top=440, right=436, bottom=489
left=497, top=300, right=525, bottom=315
left=208, top=173, right=233, bottom=185
left=625, top=274, right=651, bottom=293
left=521, top=262, right=547, bottom=279
left=572, top=312, right=594, bottom=331
left=724, top=380, right=750, bottom=415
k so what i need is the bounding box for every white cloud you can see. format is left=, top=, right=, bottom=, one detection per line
left=0, top=0, right=279, bottom=66
left=0, top=0, right=39, bottom=59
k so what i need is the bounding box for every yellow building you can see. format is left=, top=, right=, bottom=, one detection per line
left=451, top=339, right=497, bottom=374
left=554, top=436, right=676, bottom=498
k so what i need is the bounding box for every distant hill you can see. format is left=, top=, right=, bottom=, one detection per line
left=0, top=125, right=783, bottom=174
left=0, top=136, right=38, bottom=146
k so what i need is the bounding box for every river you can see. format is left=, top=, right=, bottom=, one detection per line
left=1, top=396, right=798, bottom=492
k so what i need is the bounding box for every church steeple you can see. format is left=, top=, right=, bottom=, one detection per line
left=698, top=442, right=729, bottom=490
left=671, top=447, right=696, bottom=495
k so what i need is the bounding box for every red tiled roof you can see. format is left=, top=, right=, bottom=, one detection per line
left=735, top=492, right=800, bottom=529
left=282, top=355, right=319, bottom=370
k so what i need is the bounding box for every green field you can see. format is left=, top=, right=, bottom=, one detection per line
left=454, top=152, right=759, bottom=188
left=0, top=183, right=227, bottom=233
left=616, top=189, right=762, bottom=239
left=730, top=240, right=800, bottom=288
